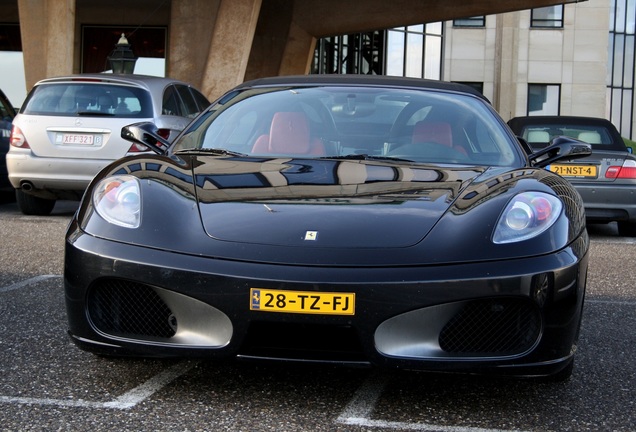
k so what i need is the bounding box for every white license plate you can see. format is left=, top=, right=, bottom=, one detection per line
left=59, top=133, right=95, bottom=145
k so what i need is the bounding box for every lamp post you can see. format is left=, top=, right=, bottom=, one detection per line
left=107, top=33, right=137, bottom=74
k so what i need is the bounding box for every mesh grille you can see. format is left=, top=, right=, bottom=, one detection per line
left=439, top=298, right=540, bottom=356
left=87, top=279, right=176, bottom=339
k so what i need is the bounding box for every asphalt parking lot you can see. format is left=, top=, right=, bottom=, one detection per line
left=1, top=198, right=635, bottom=432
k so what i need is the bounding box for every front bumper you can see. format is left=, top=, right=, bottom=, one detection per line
left=65, top=226, right=588, bottom=377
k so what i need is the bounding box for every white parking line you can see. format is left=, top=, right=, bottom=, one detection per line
left=0, top=361, right=196, bottom=410
left=336, top=373, right=528, bottom=432
left=104, top=361, right=197, bottom=409
left=0, top=275, right=60, bottom=293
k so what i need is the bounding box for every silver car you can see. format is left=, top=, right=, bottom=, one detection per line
left=7, top=74, right=209, bottom=215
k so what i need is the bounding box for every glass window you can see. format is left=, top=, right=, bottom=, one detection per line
left=174, top=86, right=521, bottom=167
left=386, top=30, right=406, bottom=76
left=21, top=83, right=153, bottom=118
left=162, top=85, right=181, bottom=116
left=517, top=122, right=624, bottom=151
left=386, top=24, right=443, bottom=79
left=175, top=84, right=201, bottom=118
left=607, top=0, right=636, bottom=139
left=191, top=88, right=211, bottom=111
left=453, top=16, right=486, bottom=28
left=531, top=6, right=564, bottom=28
left=312, top=25, right=442, bottom=80
left=405, top=33, right=424, bottom=78
left=527, top=84, right=560, bottom=115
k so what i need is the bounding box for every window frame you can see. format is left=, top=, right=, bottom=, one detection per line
left=453, top=16, right=486, bottom=28
left=530, top=5, right=564, bottom=29
left=527, top=84, right=561, bottom=116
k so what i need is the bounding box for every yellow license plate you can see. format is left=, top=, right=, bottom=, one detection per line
left=549, top=164, right=597, bottom=177
left=250, top=288, right=355, bottom=315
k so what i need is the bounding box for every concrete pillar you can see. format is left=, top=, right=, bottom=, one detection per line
left=18, top=0, right=75, bottom=89
left=244, top=0, right=292, bottom=81
left=200, top=0, right=262, bottom=101
left=493, top=12, right=521, bottom=120
left=278, top=21, right=316, bottom=76
left=168, top=0, right=220, bottom=88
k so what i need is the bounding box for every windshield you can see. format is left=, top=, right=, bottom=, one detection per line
left=173, top=86, right=521, bottom=166
left=22, top=83, right=153, bottom=118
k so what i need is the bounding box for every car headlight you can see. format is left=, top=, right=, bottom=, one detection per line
left=93, top=175, right=141, bottom=228
left=493, top=192, right=562, bottom=244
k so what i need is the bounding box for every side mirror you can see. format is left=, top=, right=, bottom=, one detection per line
left=528, top=136, right=592, bottom=168
left=121, top=122, right=171, bottom=155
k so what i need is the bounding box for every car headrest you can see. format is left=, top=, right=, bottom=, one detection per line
left=269, top=112, right=311, bottom=154
left=412, top=121, right=453, bottom=147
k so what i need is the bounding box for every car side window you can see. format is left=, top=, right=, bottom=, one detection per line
left=175, top=84, right=201, bottom=118
left=191, top=88, right=210, bottom=112
left=162, top=85, right=181, bottom=116
left=0, top=94, right=14, bottom=121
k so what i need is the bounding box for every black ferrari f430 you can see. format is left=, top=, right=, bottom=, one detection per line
left=64, top=75, right=591, bottom=381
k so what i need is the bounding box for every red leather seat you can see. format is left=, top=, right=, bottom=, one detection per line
left=252, top=112, right=325, bottom=155
left=412, top=121, right=453, bottom=147
left=412, top=120, right=467, bottom=155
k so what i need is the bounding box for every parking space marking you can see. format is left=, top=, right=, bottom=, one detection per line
left=104, top=361, right=197, bottom=409
left=0, top=274, right=60, bottom=293
left=0, top=361, right=196, bottom=410
left=336, top=373, right=525, bottom=432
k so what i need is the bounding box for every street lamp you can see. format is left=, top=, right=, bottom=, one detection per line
left=107, top=33, right=137, bottom=74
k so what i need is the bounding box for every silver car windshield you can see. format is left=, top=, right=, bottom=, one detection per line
left=173, top=86, right=521, bottom=166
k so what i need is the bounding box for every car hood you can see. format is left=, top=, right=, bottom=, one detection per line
left=191, top=157, right=485, bottom=248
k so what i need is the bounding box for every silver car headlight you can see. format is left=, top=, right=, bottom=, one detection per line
left=93, top=175, right=141, bottom=228
left=493, top=191, right=562, bottom=244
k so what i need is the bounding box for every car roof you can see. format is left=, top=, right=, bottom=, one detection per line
left=34, top=73, right=195, bottom=93
left=508, top=115, right=620, bottom=128
left=234, top=74, right=490, bottom=101
left=507, top=115, right=627, bottom=151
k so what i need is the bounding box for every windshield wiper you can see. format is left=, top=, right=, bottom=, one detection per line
left=175, top=148, right=248, bottom=157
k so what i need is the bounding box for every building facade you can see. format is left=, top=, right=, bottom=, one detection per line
left=444, top=0, right=609, bottom=124
left=314, top=0, right=636, bottom=141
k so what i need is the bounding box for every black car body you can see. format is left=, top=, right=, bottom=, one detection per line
left=0, top=88, right=17, bottom=192
left=508, top=115, right=636, bottom=236
left=65, top=75, right=591, bottom=380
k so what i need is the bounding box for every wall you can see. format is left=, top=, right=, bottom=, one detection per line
left=444, top=0, right=610, bottom=121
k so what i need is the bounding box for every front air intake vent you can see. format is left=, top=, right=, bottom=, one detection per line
left=88, top=279, right=176, bottom=339
left=439, top=298, right=540, bottom=356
